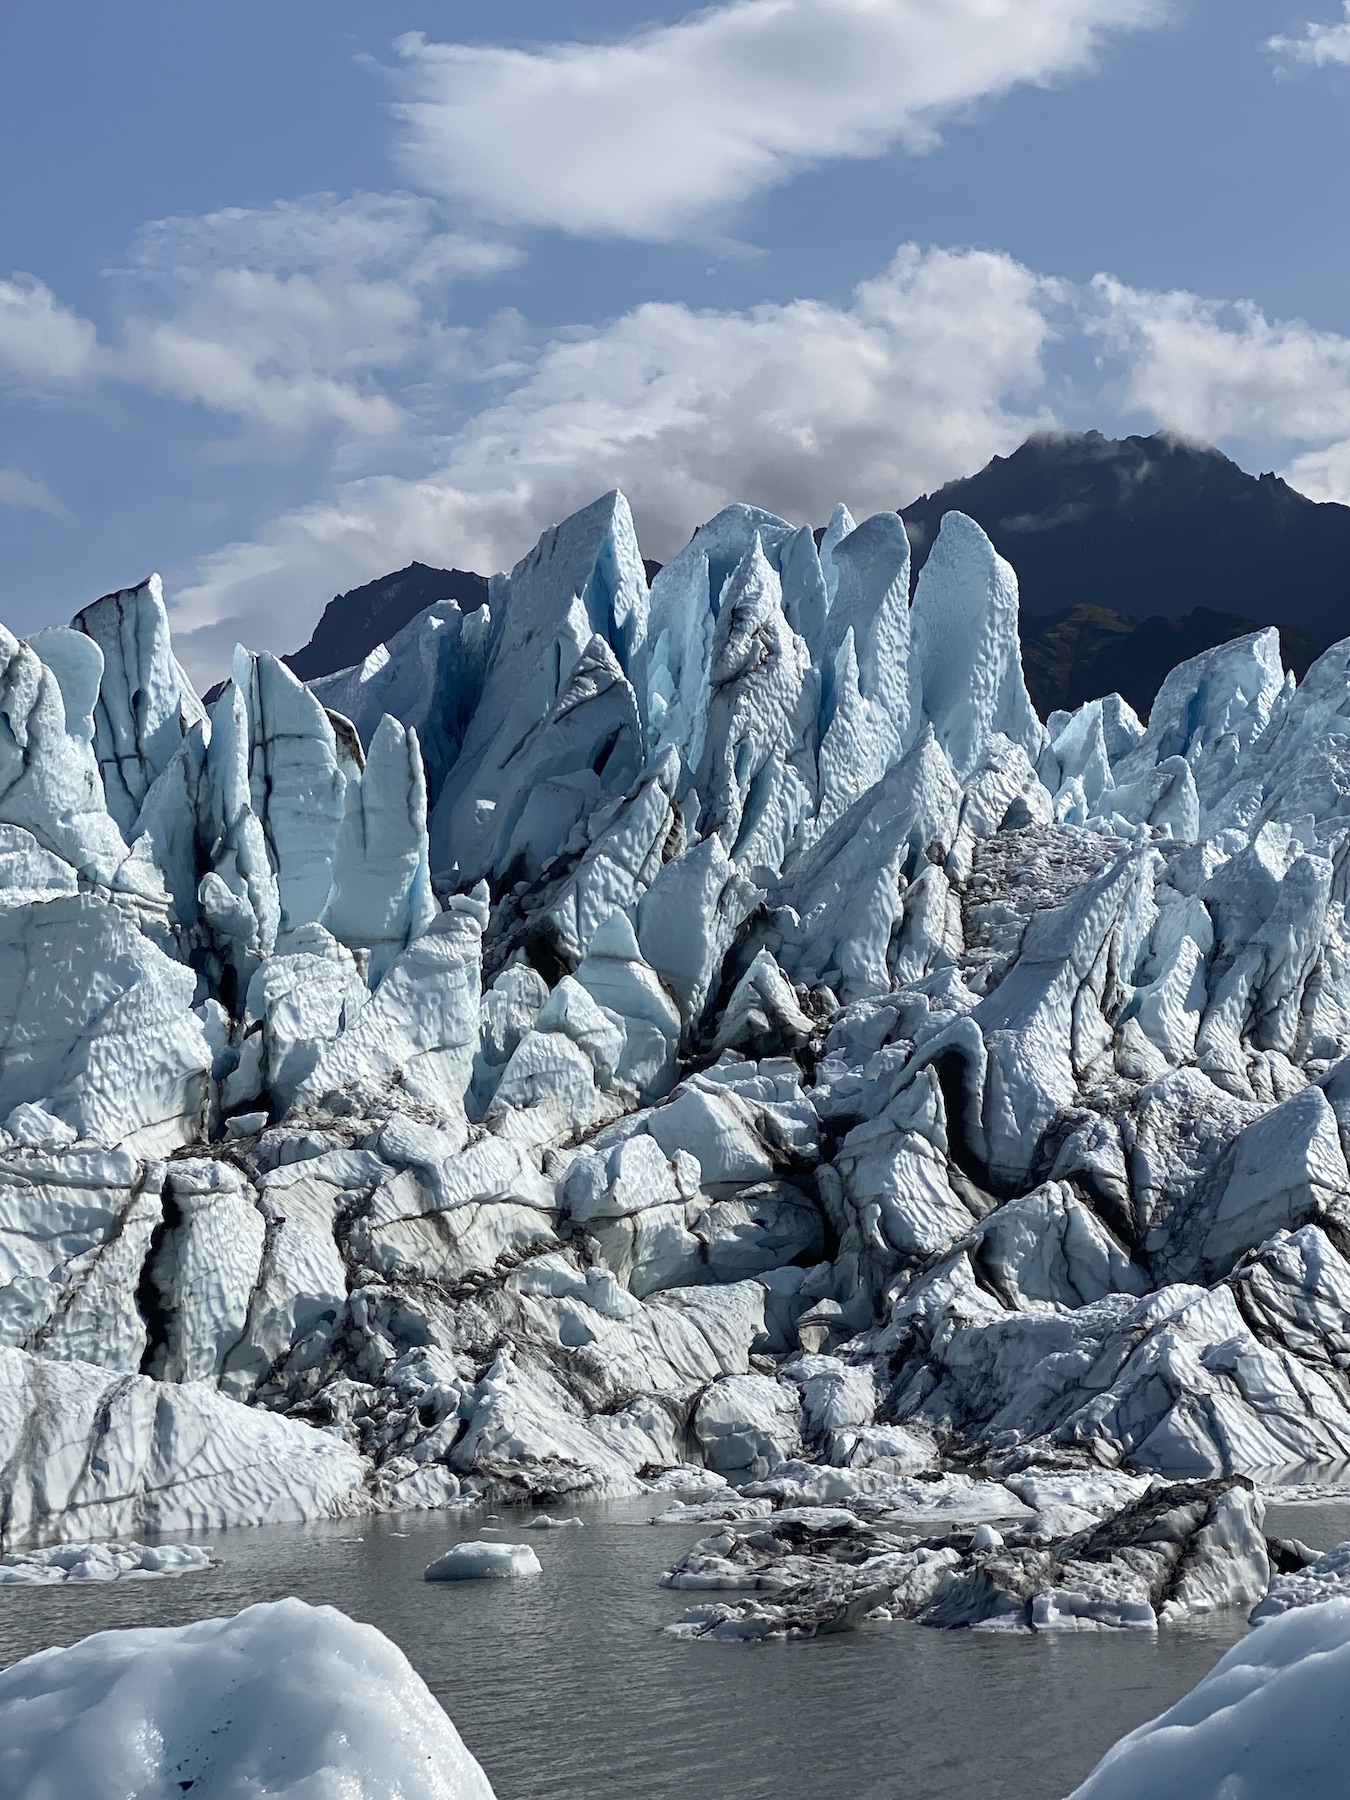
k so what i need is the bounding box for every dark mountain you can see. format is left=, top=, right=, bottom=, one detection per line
left=901, top=431, right=1350, bottom=648
left=1021, top=602, right=1321, bottom=721
left=284, top=562, right=489, bottom=683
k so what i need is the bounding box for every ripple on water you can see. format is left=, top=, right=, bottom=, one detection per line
left=0, top=1496, right=1253, bottom=1800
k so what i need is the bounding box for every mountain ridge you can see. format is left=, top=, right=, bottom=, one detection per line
left=900, top=429, right=1350, bottom=646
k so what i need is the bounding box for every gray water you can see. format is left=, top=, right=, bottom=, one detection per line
left=6, top=1493, right=1347, bottom=1800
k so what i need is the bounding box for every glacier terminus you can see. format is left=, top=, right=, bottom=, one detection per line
left=8, top=488, right=1350, bottom=1791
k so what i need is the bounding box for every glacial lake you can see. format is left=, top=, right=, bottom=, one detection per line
left=2, top=1493, right=1346, bottom=1800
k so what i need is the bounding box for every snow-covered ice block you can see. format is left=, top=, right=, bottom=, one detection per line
left=1069, top=1594, right=1350, bottom=1799
left=0, top=1597, right=497, bottom=1799
left=424, top=1540, right=542, bottom=1580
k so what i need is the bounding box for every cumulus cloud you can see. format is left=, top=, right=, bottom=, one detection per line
left=1091, top=274, right=1350, bottom=444
left=165, top=244, right=1350, bottom=686
left=0, top=469, right=70, bottom=516
left=0, top=276, right=98, bottom=386
left=168, top=243, right=1057, bottom=680
left=1267, top=5, right=1350, bottom=68
left=393, top=0, right=1170, bottom=240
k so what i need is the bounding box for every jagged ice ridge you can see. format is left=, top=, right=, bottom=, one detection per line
left=5, top=491, right=1350, bottom=1606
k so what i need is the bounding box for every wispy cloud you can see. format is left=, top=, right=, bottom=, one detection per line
left=0, top=276, right=98, bottom=386
left=393, top=0, right=1171, bottom=241
left=1088, top=274, right=1350, bottom=506
left=1091, top=275, right=1350, bottom=443
left=1, top=194, right=517, bottom=440
left=1267, top=4, right=1350, bottom=69
left=111, top=193, right=518, bottom=437
left=0, top=468, right=70, bottom=517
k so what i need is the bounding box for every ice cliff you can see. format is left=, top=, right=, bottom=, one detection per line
left=7, top=491, right=1350, bottom=1555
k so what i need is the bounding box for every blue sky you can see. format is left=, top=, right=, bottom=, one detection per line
left=5, top=0, right=1350, bottom=680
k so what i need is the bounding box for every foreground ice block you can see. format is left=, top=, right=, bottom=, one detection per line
left=0, top=1597, right=497, bottom=1800
left=1069, top=1595, right=1350, bottom=1799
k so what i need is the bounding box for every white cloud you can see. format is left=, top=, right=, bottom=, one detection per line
left=0, top=276, right=98, bottom=386
left=1267, top=5, right=1350, bottom=68
left=1091, top=274, right=1350, bottom=444
left=112, top=193, right=517, bottom=437
left=393, top=0, right=1169, bottom=240
left=168, top=243, right=1057, bottom=680
left=0, top=468, right=70, bottom=517
left=166, top=244, right=1350, bottom=687
left=3, top=195, right=515, bottom=438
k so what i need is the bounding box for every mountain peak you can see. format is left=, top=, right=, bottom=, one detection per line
left=901, top=430, right=1350, bottom=646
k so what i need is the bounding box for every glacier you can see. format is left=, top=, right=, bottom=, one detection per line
left=5, top=489, right=1350, bottom=1624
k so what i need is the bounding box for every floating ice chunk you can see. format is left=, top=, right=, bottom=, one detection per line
left=0, top=1539, right=214, bottom=1584
left=1251, top=1541, right=1350, bottom=1621
left=644, top=1464, right=732, bottom=1496
left=522, top=1514, right=583, bottom=1529
left=424, top=1540, right=542, bottom=1580
left=0, top=1597, right=497, bottom=1799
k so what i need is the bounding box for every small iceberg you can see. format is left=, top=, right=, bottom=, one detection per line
left=424, top=1542, right=542, bottom=1581
left=0, top=1541, right=215, bottom=1585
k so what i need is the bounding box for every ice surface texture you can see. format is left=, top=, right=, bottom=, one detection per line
left=0, top=1596, right=497, bottom=1799
left=11, top=489, right=1350, bottom=1554
left=1070, top=1595, right=1350, bottom=1799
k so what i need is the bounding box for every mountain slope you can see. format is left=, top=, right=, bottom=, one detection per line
left=901, top=430, right=1350, bottom=646
left=284, top=562, right=488, bottom=682
left=1021, top=601, right=1321, bottom=718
